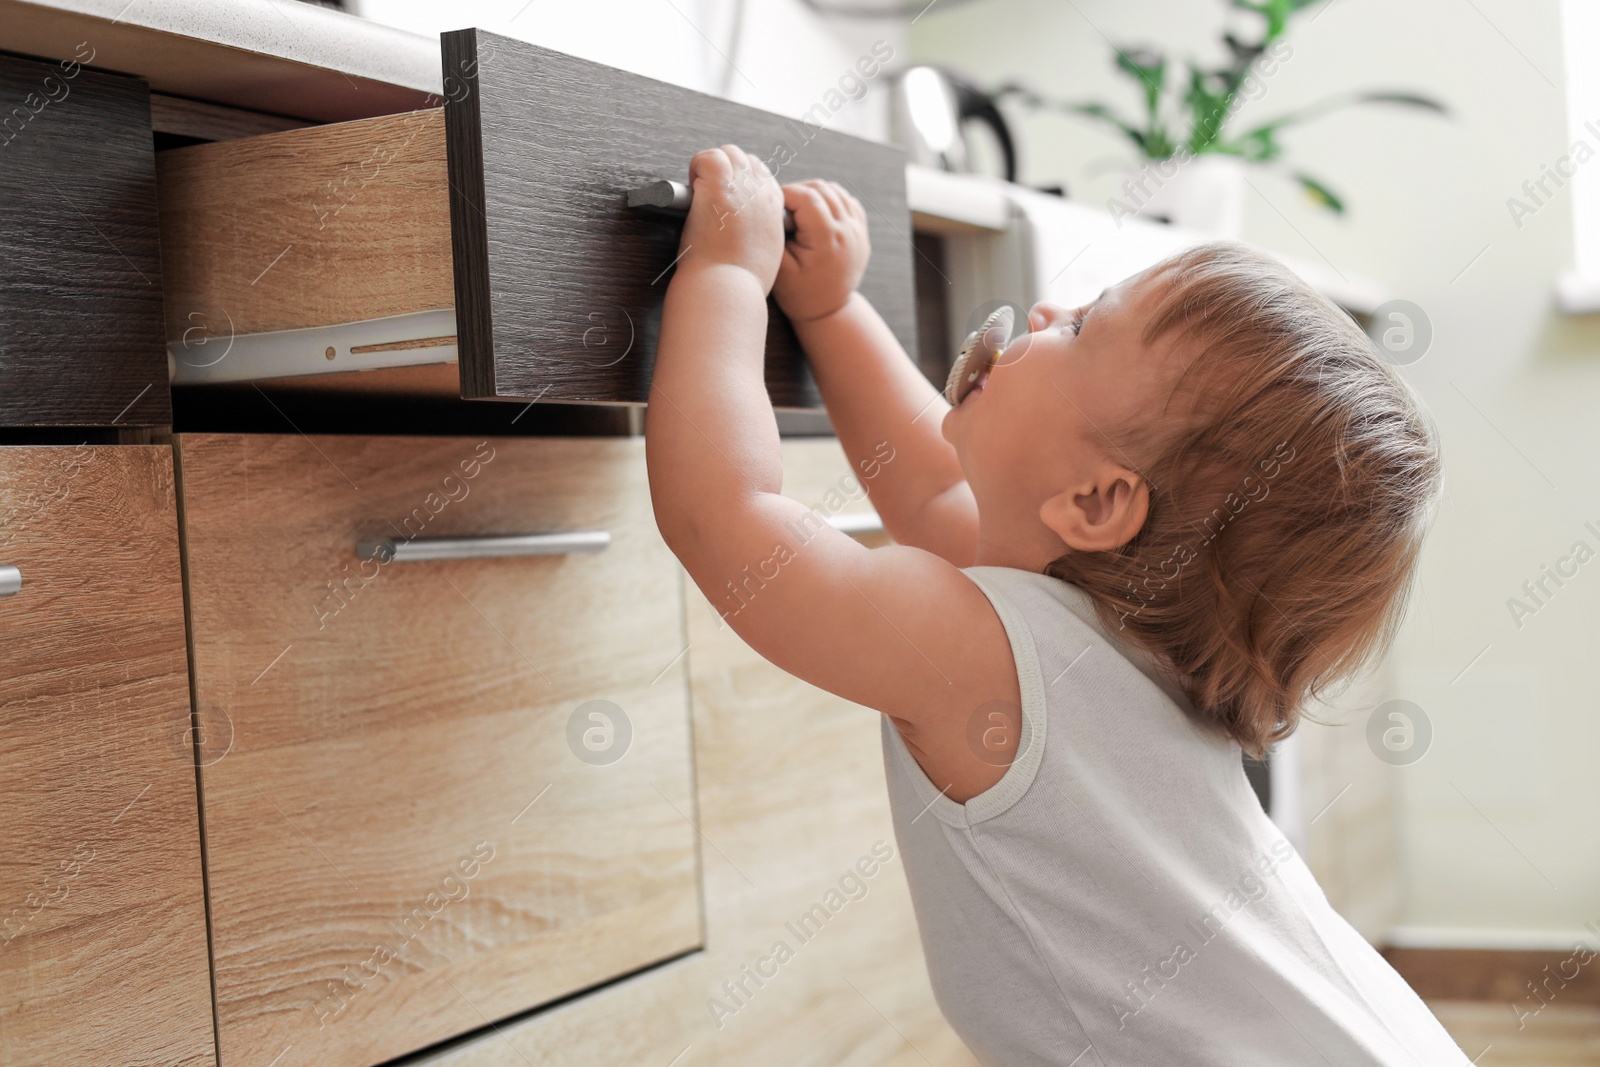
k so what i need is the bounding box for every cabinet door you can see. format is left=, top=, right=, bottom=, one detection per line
left=443, top=29, right=915, bottom=408
left=405, top=439, right=977, bottom=1067
left=0, top=446, right=213, bottom=1066
left=0, top=52, right=168, bottom=426
left=178, top=434, right=701, bottom=1067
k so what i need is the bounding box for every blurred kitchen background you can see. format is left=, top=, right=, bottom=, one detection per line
left=335, top=0, right=1597, bottom=1057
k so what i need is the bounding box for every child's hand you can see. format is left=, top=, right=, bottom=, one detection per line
left=774, top=180, right=870, bottom=324
left=680, top=145, right=785, bottom=292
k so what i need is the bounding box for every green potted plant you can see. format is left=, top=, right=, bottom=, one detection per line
left=997, top=0, right=1447, bottom=234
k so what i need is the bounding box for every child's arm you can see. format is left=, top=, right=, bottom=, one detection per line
left=774, top=182, right=979, bottom=567
left=646, top=147, right=1015, bottom=801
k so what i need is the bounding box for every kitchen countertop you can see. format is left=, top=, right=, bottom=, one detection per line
left=1, top=1, right=1386, bottom=339
left=0, top=0, right=437, bottom=121
left=907, top=164, right=1389, bottom=316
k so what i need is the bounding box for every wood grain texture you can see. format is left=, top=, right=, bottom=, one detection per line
left=1382, top=948, right=1600, bottom=1006
left=443, top=29, right=916, bottom=409
left=149, top=92, right=311, bottom=143
left=0, top=445, right=214, bottom=1066
left=155, top=109, right=453, bottom=347
left=176, top=434, right=701, bottom=1067
left=413, top=439, right=976, bottom=1067
left=1427, top=1001, right=1600, bottom=1066
left=0, top=52, right=169, bottom=426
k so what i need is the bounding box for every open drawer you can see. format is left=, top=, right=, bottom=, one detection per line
left=177, top=434, right=702, bottom=1067
left=155, top=29, right=915, bottom=410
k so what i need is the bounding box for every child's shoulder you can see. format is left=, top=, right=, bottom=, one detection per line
left=960, top=565, right=1116, bottom=653
left=962, top=564, right=1204, bottom=733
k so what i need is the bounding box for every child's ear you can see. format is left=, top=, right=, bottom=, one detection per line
left=1039, top=469, right=1150, bottom=552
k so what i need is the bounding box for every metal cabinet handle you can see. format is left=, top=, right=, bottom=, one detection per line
left=626, top=179, right=796, bottom=233
left=827, top=512, right=885, bottom=538
left=357, top=532, right=611, bottom=563
left=626, top=179, right=694, bottom=212
left=0, top=566, right=19, bottom=597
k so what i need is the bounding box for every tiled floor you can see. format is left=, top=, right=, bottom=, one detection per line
left=1431, top=1001, right=1600, bottom=1066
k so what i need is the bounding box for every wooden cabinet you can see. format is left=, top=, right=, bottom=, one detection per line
left=406, top=440, right=975, bottom=1067
left=0, top=446, right=214, bottom=1066
left=0, top=51, right=168, bottom=427
left=154, top=30, right=915, bottom=410
left=5, top=19, right=951, bottom=1066
left=176, top=434, right=701, bottom=1067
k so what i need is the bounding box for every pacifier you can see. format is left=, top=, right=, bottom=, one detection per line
left=944, top=306, right=1017, bottom=405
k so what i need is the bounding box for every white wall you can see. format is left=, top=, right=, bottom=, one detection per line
left=348, top=0, right=904, bottom=142
left=913, top=0, right=1599, bottom=947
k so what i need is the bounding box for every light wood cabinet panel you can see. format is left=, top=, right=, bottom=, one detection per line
left=412, top=439, right=975, bottom=1067
left=176, top=434, right=701, bottom=1067
left=0, top=445, right=214, bottom=1066
left=155, top=109, right=451, bottom=344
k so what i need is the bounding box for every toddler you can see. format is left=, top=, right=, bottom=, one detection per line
left=646, top=145, right=1464, bottom=1065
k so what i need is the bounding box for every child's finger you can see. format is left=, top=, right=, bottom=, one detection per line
left=737, top=145, right=776, bottom=189
left=753, top=156, right=782, bottom=202
left=823, top=180, right=863, bottom=222
left=826, top=180, right=855, bottom=211
left=782, top=182, right=833, bottom=236
left=811, top=180, right=850, bottom=221
left=838, top=185, right=867, bottom=224
left=689, top=146, right=733, bottom=187
left=719, top=143, right=762, bottom=195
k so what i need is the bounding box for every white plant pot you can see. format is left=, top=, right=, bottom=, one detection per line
left=1133, top=154, right=1248, bottom=238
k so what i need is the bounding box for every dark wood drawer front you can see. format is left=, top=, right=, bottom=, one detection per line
left=443, top=29, right=915, bottom=409
left=0, top=446, right=214, bottom=1066
left=0, top=52, right=168, bottom=426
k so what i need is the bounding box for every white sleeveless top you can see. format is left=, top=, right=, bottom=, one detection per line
left=882, top=566, right=1470, bottom=1066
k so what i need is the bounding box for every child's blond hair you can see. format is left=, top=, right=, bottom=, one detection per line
left=1045, top=242, right=1442, bottom=757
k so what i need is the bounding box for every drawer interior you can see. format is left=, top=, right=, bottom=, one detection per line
left=156, top=109, right=457, bottom=394
left=177, top=433, right=701, bottom=1067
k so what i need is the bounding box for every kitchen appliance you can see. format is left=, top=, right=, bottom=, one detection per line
left=890, top=65, right=1017, bottom=183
